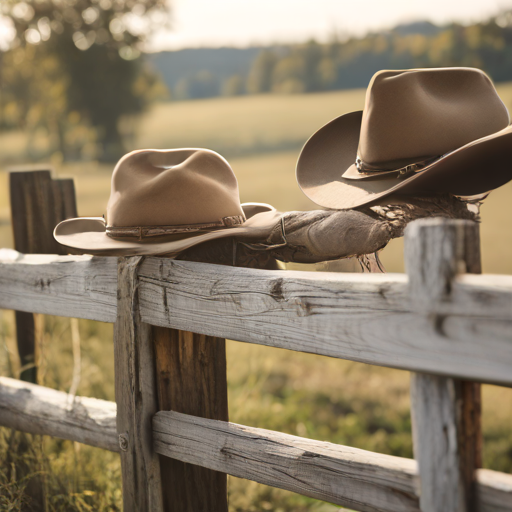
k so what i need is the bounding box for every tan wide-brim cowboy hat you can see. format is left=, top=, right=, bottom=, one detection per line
left=297, top=68, right=512, bottom=210
left=55, top=148, right=280, bottom=256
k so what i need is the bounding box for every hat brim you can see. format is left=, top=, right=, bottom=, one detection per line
left=54, top=203, right=280, bottom=256
left=296, top=110, right=512, bottom=209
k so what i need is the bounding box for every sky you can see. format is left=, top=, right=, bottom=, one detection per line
left=148, top=0, right=512, bottom=51
left=1, top=0, right=511, bottom=52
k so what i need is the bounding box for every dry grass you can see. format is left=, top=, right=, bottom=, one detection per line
left=0, top=86, right=512, bottom=509
left=134, top=90, right=366, bottom=158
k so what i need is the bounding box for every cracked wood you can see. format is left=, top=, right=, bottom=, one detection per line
left=0, top=251, right=117, bottom=322
left=114, top=256, right=163, bottom=511
left=0, top=376, right=118, bottom=452
left=137, top=257, right=512, bottom=385
left=407, top=219, right=483, bottom=512
left=0, top=252, right=510, bottom=384
left=0, top=250, right=512, bottom=385
left=152, top=411, right=512, bottom=512
left=0, top=377, right=510, bottom=512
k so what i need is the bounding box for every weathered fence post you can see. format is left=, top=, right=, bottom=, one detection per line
left=9, top=169, right=77, bottom=382
left=153, top=327, right=229, bottom=512
left=405, top=218, right=482, bottom=512
left=114, top=256, right=163, bottom=511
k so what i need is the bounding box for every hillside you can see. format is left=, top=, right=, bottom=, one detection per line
left=148, top=46, right=263, bottom=91
left=147, top=20, right=445, bottom=93
left=148, top=16, right=512, bottom=100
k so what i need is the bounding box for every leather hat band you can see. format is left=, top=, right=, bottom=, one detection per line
left=106, top=214, right=245, bottom=241
left=355, top=155, right=442, bottom=178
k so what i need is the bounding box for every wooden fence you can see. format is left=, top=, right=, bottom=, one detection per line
left=0, top=173, right=511, bottom=511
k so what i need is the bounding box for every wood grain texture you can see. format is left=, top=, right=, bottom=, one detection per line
left=138, top=258, right=512, bottom=385
left=0, top=376, right=118, bottom=452
left=406, top=218, right=482, bottom=512
left=153, top=410, right=419, bottom=512
left=476, top=469, right=512, bottom=512
left=0, top=376, right=509, bottom=512
left=9, top=170, right=78, bottom=382
left=114, top=256, right=163, bottom=512
left=153, top=328, right=229, bottom=512
left=9, top=171, right=69, bottom=255
left=152, top=412, right=512, bottom=512
left=0, top=252, right=510, bottom=383
left=0, top=252, right=117, bottom=322
left=1, top=252, right=510, bottom=323
left=410, top=376, right=471, bottom=511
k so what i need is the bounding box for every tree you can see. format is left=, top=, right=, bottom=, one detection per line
left=222, top=74, right=245, bottom=96
left=300, top=40, right=324, bottom=91
left=1, top=0, right=171, bottom=161
left=271, top=55, right=306, bottom=94
left=174, top=71, right=219, bottom=100
left=246, top=49, right=277, bottom=94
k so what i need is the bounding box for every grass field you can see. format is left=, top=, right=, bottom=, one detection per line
left=1, top=87, right=512, bottom=510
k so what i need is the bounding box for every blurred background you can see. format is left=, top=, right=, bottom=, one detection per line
left=1, top=1, right=512, bottom=510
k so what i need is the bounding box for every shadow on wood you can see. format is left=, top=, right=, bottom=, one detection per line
left=406, top=219, right=482, bottom=512
left=153, top=327, right=229, bottom=512
left=9, top=169, right=77, bottom=382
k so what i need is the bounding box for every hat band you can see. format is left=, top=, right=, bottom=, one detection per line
left=355, top=155, right=441, bottom=178
left=106, top=214, right=245, bottom=241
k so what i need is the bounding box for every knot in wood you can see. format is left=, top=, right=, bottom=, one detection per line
left=270, top=278, right=284, bottom=301
left=118, top=432, right=129, bottom=452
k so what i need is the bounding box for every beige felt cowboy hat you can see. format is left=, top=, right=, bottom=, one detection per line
left=296, top=67, right=512, bottom=210
left=54, top=148, right=280, bottom=256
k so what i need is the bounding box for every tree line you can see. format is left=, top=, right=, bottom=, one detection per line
left=174, top=14, right=512, bottom=99
left=3, top=4, right=512, bottom=162
left=0, top=0, right=170, bottom=162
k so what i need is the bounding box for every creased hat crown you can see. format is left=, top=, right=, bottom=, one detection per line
left=106, top=148, right=245, bottom=228
left=358, top=68, right=510, bottom=170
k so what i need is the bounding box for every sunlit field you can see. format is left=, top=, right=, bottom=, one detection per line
left=2, top=86, right=512, bottom=273
left=1, top=87, right=512, bottom=510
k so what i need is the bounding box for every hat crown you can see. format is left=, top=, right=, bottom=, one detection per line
left=359, top=68, right=510, bottom=170
left=106, top=148, right=245, bottom=228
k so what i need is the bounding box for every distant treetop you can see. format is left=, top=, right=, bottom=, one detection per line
left=0, top=0, right=171, bottom=162
left=2, top=0, right=170, bottom=58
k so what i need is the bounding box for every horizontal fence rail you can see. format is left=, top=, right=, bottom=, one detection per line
left=3, top=169, right=510, bottom=512
left=153, top=410, right=420, bottom=512
left=0, top=250, right=117, bottom=322
left=138, top=258, right=512, bottom=386
left=1, top=252, right=511, bottom=385
left=1, top=376, right=510, bottom=512
left=0, top=376, right=118, bottom=452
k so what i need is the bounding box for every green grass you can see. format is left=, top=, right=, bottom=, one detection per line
left=1, top=87, right=512, bottom=510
